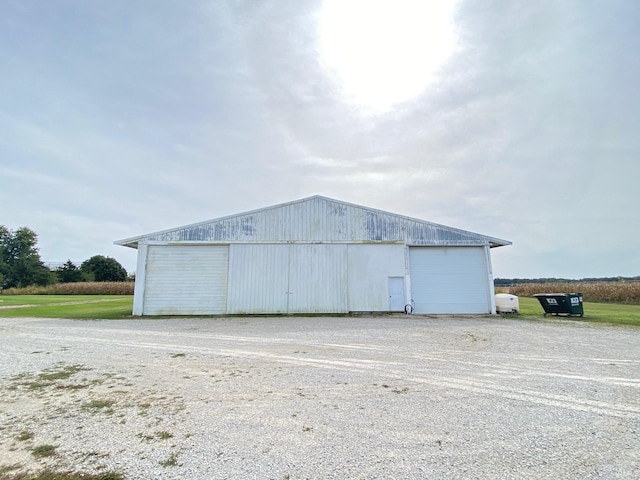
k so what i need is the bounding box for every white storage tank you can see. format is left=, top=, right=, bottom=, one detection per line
left=495, top=293, right=519, bottom=313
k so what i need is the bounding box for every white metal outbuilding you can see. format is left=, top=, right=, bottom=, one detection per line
left=115, top=196, right=511, bottom=316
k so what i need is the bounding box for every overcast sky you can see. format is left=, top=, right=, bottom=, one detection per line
left=2, top=0, right=638, bottom=279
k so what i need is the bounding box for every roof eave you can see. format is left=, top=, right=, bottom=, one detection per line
left=113, top=238, right=140, bottom=249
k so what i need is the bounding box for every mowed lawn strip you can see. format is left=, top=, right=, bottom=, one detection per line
left=0, top=295, right=133, bottom=319
left=0, top=295, right=109, bottom=306
left=1, top=295, right=639, bottom=325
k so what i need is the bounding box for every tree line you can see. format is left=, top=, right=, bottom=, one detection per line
left=1, top=226, right=128, bottom=290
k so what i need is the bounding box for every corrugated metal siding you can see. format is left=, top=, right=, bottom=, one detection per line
left=288, top=244, right=348, bottom=313
left=124, top=196, right=508, bottom=247
left=347, top=244, right=405, bottom=311
left=144, top=245, right=228, bottom=315
left=227, top=244, right=348, bottom=314
left=227, top=244, right=289, bottom=314
left=409, top=247, right=490, bottom=314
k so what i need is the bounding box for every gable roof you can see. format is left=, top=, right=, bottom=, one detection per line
left=115, top=195, right=511, bottom=249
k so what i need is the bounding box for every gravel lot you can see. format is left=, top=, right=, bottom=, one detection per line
left=1, top=315, right=639, bottom=479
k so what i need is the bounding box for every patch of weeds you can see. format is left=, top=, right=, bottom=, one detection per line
left=32, top=444, right=56, bottom=458
left=38, top=364, right=86, bottom=382
left=55, top=383, right=90, bottom=391
left=0, top=469, right=124, bottom=480
left=83, top=451, right=110, bottom=460
left=170, top=353, right=186, bottom=358
left=137, top=433, right=155, bottom=442
left=138, top=431, right=174, bottom=442
left=16, top=430, right=34, bottom=441
left=82, top=399, right=115, bottom=414
left=22, top=381, right=51, bottom=390
left=159, top=452, right=180, bottom=467
left=138, top=403, right=151, bottom=417
left=391, top=387, right=410, bottom=394
left=10, top=365, right=90, bottom=391
left=0, top=464, right=23, bottom=476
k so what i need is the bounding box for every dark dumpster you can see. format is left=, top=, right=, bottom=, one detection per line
left=534, top=293, right=583, bottom=317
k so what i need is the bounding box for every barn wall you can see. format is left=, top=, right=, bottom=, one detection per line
left=132, top=243, right=148, bottom=316
left=347, top=244, right=406, bottom=311
left=132, top=242, right=499, bottom=315
left=484, top=245, right=497, bottom=314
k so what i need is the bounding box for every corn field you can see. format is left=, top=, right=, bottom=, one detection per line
left=1, top=282, right=134, bottom=296
left=496, top=282, right=640, bottom=305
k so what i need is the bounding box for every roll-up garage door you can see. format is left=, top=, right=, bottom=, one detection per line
left=143, top=245, right=229, bottom=315
left=409, top=247, right=490, bottom=314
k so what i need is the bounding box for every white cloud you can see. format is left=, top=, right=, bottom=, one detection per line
left=0, top=0, right=638, bottom=278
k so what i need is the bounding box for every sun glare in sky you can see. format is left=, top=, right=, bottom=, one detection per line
left=318, top=0, right=458, bottom=113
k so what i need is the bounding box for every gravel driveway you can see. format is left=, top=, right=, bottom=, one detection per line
left=1, top=315, right=639, bottom=479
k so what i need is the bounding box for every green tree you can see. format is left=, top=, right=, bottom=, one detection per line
left=81, top=255, right=127, bottom=282
left=56, top=260, right=84, bottom=283
left=0, top=226, right=53, bottom=289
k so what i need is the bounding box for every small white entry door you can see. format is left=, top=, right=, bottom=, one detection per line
left=388, top=277, right=405, bottom=311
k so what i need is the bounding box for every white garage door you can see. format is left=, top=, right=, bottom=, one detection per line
left=144, top=245, right=229, bottom=315
left=227, top=244, right=348, bottom=314
left=409, top=247, right=490, bottom=314
left=227, top=244, right=290, bottom=314
left=288, top=244, right=348, bottom=313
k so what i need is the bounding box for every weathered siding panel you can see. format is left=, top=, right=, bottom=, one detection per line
left=227, top=244, right=348, bottom=314
left=227, top=244, right=289, bottom=314
left=347, top=244, right=406, bottom=311
left=287, top=244, right=348, bottom=313
left=122, top=196, right=509, bottom=248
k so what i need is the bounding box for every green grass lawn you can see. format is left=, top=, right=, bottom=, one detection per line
left=0, top=295, right=133, bottom=319
left=517, top=296, right=640, bottom=326
left=1, top=295, right=639, bottom=325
